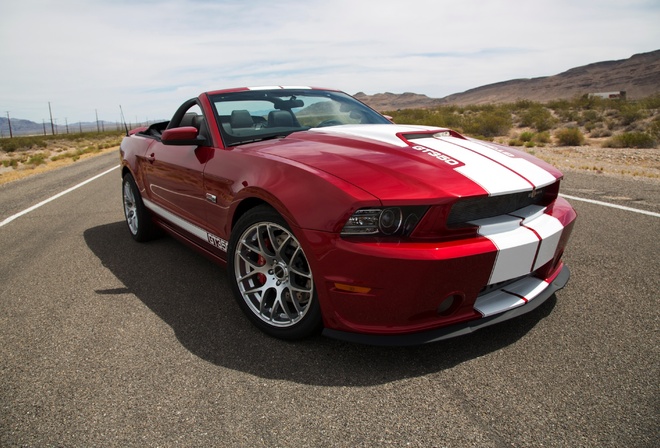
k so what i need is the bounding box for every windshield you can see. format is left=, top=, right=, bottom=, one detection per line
left=209, top=88, right=390, bottom=146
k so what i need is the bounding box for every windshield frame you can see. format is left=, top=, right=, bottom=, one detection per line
left=208, top=88, right=390, bottom=147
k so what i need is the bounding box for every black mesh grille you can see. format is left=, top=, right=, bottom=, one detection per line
left=447, top=188, right=549, bottom=227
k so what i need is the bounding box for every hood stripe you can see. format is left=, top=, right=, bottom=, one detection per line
left=413, top=137, right=532, bottom=195
left=309, top=126, right=558, bottom=197
left=439, top=136, right=557, bottom=188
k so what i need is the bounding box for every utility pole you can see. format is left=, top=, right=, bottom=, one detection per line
left=42, top=119, right=47, bottom=135
left=48, top=102, right=55, bottom=135
left=5, top=111, right=13, bottom=138
left=95, top=109, right=100, bottom=133
left=65, top=118, right=69, bottom=134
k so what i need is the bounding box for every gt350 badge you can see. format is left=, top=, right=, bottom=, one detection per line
left=411, top=145, right=463, bottom=167
left=207, top=233, right=228, bottom=251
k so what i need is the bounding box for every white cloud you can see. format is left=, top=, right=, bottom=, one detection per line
left=1, top=0, right=658, bottom=122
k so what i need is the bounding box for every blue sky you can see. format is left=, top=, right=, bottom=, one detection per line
left=1, top=0, right=658, bottom=123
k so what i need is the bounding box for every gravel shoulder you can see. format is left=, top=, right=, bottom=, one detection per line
left=524, top=145, right=659, bottom=183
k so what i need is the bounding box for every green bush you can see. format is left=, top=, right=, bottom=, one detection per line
left=534, top=131, right=551, bottom=144
left=519, top=131, right=535, bottom=142
left=589, top=128, right=612, bottom=138
left=27, top=153, right=47, bottom=166
left=385, top=96, right=660, bottom=143
left=603, top=132, right=656, bottom=148
left=0, top=139, right=19, bottom=152
left=579, top=110, right=601, bottom=128
left=649, top=118, right=660, bottom=139
left=462, top=108, right=512, bottom=137
left=2, top=159, right=18, bottom=168
left=618, top=104, right=644, bottom=126
left=555, top=128, right=585, bottom=146
left=0, top=131, right=123, bottom=153
left=520, top=105, right=555, bottom=131
left=388, top=106, right=464, bottom=129
left=639, top=95, right=660, bottom=109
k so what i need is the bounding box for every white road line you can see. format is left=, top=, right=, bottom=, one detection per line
left=561, top=193, right=660, bottom=218
left=0, top=165, right=119, bottom=228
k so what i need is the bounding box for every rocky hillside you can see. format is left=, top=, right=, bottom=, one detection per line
left=355, top=50, right=660, bottom=111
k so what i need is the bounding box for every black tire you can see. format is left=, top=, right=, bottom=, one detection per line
left=227, top=205, right=322, bottom=340
left=122, top=172, right=158, bottom=242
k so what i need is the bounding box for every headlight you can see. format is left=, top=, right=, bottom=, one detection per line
left=341, top=206, right=427, bottom=237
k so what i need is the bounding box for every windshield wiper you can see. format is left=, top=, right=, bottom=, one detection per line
left=227, top=134, right=287, bottom=147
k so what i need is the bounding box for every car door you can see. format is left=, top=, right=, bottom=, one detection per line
left=142, top=104, right=209, bottom=234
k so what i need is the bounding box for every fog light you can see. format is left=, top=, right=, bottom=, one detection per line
left=437, top=294, right=461, bottom=315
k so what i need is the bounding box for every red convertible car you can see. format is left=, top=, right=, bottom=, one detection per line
left=120, top=86, right=576, bottom=345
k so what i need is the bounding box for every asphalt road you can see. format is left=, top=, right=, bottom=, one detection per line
left=1, top=151, right=658, bottom=447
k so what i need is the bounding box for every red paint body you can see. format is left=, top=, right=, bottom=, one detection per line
left=120, top=87, right=577, bottom=343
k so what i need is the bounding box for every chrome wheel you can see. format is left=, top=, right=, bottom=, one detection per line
left=233, top=221, right=314, bottom=328
left=123, top=178, right=139, bottom=235
left=121, top=173, right=157, bottom=242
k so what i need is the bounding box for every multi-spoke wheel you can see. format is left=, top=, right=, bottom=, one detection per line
left=122, top=173, right=157, bottom=242
left=228, top=206, right=321, bottom=339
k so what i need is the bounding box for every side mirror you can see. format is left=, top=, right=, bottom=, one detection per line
left=161, top=126, right=206, bottom=146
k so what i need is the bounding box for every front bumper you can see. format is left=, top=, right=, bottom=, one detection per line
left=300, top=198, right=576, bottom=342
left=323, top=265, right=569, bottom=346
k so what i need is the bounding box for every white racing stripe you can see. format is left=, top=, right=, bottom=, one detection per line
left=142, top=198, right=210, bottom=241
left=476, top=219, right=540, bottom=284
left=440, top=136, right=557, bottom=187
left=414, top=137, right=532, bottom=195
left=475, top=276, right=550, bottom=317
left=523, top=213, right=564, bottom=271
left=142, top=198, right=228, bottom=251
left=471, top=205, right=565, bottom=284
left=314, top=127, right=559, bottom=196
left=310, top=124, right=432, bottom=148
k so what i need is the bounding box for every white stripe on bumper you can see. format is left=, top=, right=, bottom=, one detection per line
left=471, top=205, right=565, bottom=284
left=474, top=276, right=551, bottom=317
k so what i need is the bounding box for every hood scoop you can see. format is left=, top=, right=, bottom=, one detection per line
left=399, top=129, right=467, bottom=144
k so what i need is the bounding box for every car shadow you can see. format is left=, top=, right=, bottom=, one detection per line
left=84, top=221, right=556, bottom=387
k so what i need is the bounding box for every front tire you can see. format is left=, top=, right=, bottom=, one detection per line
left=122, top=172, right=157, bottom=242
left=227, top=206, right=322, bottom=340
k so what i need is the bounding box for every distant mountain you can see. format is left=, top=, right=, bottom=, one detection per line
left=0, top=117, right=47, bottom=136
left=356, top=50, right=660, bottom=110
left=0, top=117, right=126, bottom=137
left=353, top=92, right=442, bottom=111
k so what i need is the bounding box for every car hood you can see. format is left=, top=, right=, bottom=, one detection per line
left=252, top=124, right=562, bottom=203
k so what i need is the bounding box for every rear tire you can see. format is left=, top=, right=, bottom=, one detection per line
left=227, top=205, right=322, bottom=340
left=122, top=173, right=158, bottom=242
